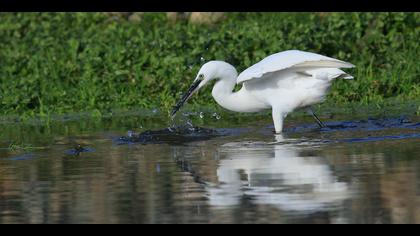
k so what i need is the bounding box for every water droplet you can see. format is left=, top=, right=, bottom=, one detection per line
left=183, top=111, right=196, bottom=117
left=199, top=112, right=204, bottom=119
left=200, top=56, right=205, bottom=62
left=212, top=112, right=221, bottom=120
left=169, top=123, right=178, bottom=132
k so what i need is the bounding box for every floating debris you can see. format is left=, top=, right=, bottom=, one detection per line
left=66, top=144, right=95, bottom=156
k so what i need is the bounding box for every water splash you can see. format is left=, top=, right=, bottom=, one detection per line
left=181, top=111, right=196, bottom=117
left=127, top=130, right=136, bottom=138
left=116, top=124, right=226, bottom=145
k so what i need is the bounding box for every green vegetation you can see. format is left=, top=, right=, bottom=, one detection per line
left=0, top=12, right=419, bottom=119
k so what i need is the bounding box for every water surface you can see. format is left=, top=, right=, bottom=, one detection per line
left=0, top=110, right=419, bottom=224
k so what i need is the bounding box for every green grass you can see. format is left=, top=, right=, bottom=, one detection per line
left=0, top=12, right=419, bottom=119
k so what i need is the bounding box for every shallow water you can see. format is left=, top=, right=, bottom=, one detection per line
left=0, top=111, right=419, bottom=224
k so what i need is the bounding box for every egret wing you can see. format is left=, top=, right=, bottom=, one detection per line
left=237, top=50, right=355, bottom=84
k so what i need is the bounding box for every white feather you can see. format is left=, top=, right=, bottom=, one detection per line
left=237, top=50, right=355, bottom=84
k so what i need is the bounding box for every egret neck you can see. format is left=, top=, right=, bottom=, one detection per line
left=211, top=63, right=268, bottom=113
left=211, top=66, right=238, bottom=111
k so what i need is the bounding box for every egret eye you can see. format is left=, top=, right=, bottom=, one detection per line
left=198, top=74, right=204, bottom=80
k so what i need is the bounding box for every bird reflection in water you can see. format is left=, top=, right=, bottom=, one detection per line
left=206, top=135, right=350, bottom=213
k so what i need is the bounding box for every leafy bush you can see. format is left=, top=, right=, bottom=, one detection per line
left=0, top=12, right=418, bottom=117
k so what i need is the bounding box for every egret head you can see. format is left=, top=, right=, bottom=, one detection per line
left=170, top=61, right=236, bottom=118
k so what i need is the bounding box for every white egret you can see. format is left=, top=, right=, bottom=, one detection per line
left=171, top=50, right=355, bottom=133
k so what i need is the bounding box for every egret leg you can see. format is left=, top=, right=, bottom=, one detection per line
left=272, top=108, right=286, bottom=134
left=307, top=107, right=326, bottom=128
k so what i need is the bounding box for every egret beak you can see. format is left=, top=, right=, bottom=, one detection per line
left=170, top=79, right=201, bottom=118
